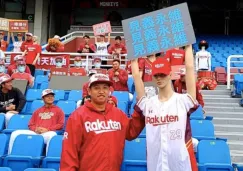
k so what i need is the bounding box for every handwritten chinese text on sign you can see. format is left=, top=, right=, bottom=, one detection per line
left=93, top=21, right=112, bottom=36
left=9, top=20, right=28, bottom=32
left=0, top=18, right=9, bottom=31
left=122, top=3, right=195, bottom=59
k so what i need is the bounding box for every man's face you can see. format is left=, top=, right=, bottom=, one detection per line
left=153, top=73, right=171, bottom=89
left=17, top=35, right=22, bottom=41
left=115, top=39, right=121, bottom=44
left=43, top=94, right=54, bottom=104
left=88, top=83, right=110, bottom=105
left=100, top=36, right=105, bottom=41
left=84, top=37, right=89, bottom=43
left=180, top=75, right=186, bottom=83
left=108, top=99, right=116, bottom=106
left=112, top=61, right=120, bottom=70
left=2, top=80, right=13, bottom=91
left=27, top=35, right=32, bottom=41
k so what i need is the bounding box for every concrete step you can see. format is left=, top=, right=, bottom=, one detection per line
left=204, top=102, right=240, bottom=107
left=231, top=150, right=243, bottom=163
left=216, top=131, right=243, bottom=141
left=204, top=106, right=243, bottom=112
left=228, top=141, right=243, bottom=151
left=203, top=94, right=232, bottom=98
left=206, top=112, right=243, bottom=119
left=201, top=90, right=231, bottom=95
left=213, top=118, right=243, bottom=125
left=214, top=124, right=243, bottom=132
left=216, top=85, right=227, bottom=90
left=204, top=97, right=241, bottom=103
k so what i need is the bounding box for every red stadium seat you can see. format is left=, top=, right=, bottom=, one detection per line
left=230, top=68, right=239, bottom=80
left=215, top=67, right=226, bottom=84
left=240, top=69, right=243, bottom=73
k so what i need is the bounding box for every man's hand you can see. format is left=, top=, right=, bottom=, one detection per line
left=115, top=71, right=119, bottom=76
left=38, top=127, right=49, bottom=134
left=35, top=127, right=42, bottom=134
left=85, top=45, right=89, bottom=49
left=6, top=104, right=16, bottom=111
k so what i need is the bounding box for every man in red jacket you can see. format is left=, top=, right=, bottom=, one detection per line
left=77, top=35, right=96, bottom=53
left=8, top=89, right=65, bottom=155
left=60, top=73, right=145, bottom=171
left=7, top=55, right=31, bottom=76
left=173, top=68, right=204, bottom=107
left=20, top=32, right=33, bottom=52
left=108, top=59, right=128, bottom=91
left=108, top=36, right=127, bottom=54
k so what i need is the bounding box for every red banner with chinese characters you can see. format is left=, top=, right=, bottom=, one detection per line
left=36, top=54, right=70, bottom=70
left=9, top=20, right=28, bottom=32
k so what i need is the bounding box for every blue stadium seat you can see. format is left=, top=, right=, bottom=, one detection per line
left=68, top=90, right=82, bottom=101
left=118, top=101, right=128, bottom=114
left=191, top=120, right=215, bottom=141
left=53, top=90, right=65, bottom=101
left=0, top=168, right=12, bottom=171
left=234, top=74, right=243, bottom=95
left=42, top=135, right=63, bottom=170
left=122, top=138, right=147, bottom=171
left=0, top=134, right=8, bottom=166
left=26, top=89, right=42, bottom=101
left=34, top=70, right=44, bottom=77
left=24, top=169, right=56, bottom=171
left=3, top=134, right=44, bottom=171
left=127, top=77, right=135, bottom=93
left=233, top=164, right=243, bottom=171
left=56, top=101, right=76, bottom=116
left=113, top=91, right=130, bottom=102
left=139, top=128, right=146, bottom=138
left=197, top=140, right=234, bottom=171
left=40, top=82, right=49, bottom=89
left=0, top=114, right=5, bottom=131
left=2, top=115, right=31, bottom=138
left=190, top=105, right=204, bottom=120
left=34, top=75, right=48, bottom=89
left=29, top=100, right=44, bottom=114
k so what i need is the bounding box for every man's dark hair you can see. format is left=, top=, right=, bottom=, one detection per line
left=83, top=35, right=90, bottom=39
left=113, top=59, right=120, bottom=64
left=115, top=36, right=122, bottom=40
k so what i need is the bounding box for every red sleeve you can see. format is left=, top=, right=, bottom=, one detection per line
left=46, top=45, right=51, bottom=52
left=82, top=83, right=88, bottom=97
left=7, top=66, right=13, bottom=76
left=89, top=44, right=96, bottom=52
left=121, top=44, right=127, bottom=54
left=122, top=105, right=145, bottom=140
left=56, top=44, right=65, bottom=52
left=48, top=108, right=65, bottom=131
left=20, top=42, right=26, bottom=52
left=78, top=44, right=84, bottom=52
left=108, top=69, right=114, bottom=81
left=196, top=84, right=204, bottom=107
left=37, top=45, right=42, bottom=53
left=25, top=65, right=31, bottom=74
left=60, top=111, right=83, bottom=171
left=138, top=58, right=145, bottom=71
left=108, top=45, right=114, bottom=54
left=28, top=110, right=38, bottom=131
left=118, top=70, right=128, bottom=85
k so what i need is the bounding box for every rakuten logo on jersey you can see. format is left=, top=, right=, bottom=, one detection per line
left=85, top=119, right=121, bottom=134
left=146, top=115, right=179, bottom=126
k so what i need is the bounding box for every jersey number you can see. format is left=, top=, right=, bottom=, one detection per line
left=170, top=129, right=182, bottom=140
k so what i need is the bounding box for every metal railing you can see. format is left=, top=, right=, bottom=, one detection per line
left=226, top=55, right=243, bottom=89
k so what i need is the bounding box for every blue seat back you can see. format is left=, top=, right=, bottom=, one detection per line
left=26, top=89, right=42, bottom=101
left=11, top=134, right=44, bottom=157
left=46, top=135, right=63, bottom=157
left=198, top=140, right=231, bottom=164
left=0, top=168, right=12, bottom=171
left=40, top=82, right=49, bottom=89
left=113, top=91, right=129, bottom=102
left=0, top=134, right=8, bottom=156
left=190, top=120, right=215, bottom=138
left=190, top=105, right=204, bottom=119
left=30, top=100, right=44, bottom=114
left=24, top=169, right=55, bottom=171
left=34, top=75, right=48, bottom=89
left=68, top=90, right=82, bottom=101
left=56, top=101, right=76, bottom=115
left=0, top=114, right=5, bottom=131
left=53, top=90, right=65, bottom=101
left=7, top=115, right=32, bottom=129
left=124, top=138, right=146, bottom=161
left=117, top=101, right=128, bottom=114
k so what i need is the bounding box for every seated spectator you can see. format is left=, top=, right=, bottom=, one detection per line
left=0, top=75, right=26, bottom=126
left=11, top=61, right=34, bottom=87
left=0, top=60, right=7, bottom=77
left=108, top=59, right=128, bottom=91
left=77, top=35, right=95, bottom=53
left=0, top=31, right=8, bottom=51
left=69, top=57, right=86, bottom=76
left=173, top=68, right=204, bottom=107
left=7, top=55, right=31, bottom=76
left=8, top=89, right=65, bottom=155
left=11, top=32, right=23, bottom=52
left=107, top=96, right=117, bottom=107
left=165, top=47, right=185, bottom=66
left=49, top=57, right=68, bottom=79
left=108, top=36, right=127, bottom=55
left=20, top=32, right=33, bottom=52
left=92, top=57, right=107, bottom=74
left=82, top=70, right=98, bottom=98
left=46, top=35, right=64, bottom=52
left=139, top=54, right=157, bottom=82
left=76, top=95, right=91, bottom=108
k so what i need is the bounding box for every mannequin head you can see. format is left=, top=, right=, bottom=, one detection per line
left=74, top=57, right=82, bottom=67
left=198, top=40, right=209, bottom=50
left=55, top=57, right=63, bottom=68
left=93, top=58, right=102, bottom=69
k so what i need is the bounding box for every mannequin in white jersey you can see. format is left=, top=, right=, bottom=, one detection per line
left=195, top=40, right=211, bottom=71
left=94, top=33, right=111, bottom=65
left=131, top=45, right=198, bottom=171
left=11, top=33, right=23, bottom=52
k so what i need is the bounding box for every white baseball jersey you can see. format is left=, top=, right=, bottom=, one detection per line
left=195, top=50, right=211, bottom=71
left=95, top=42, right=110, bottom=59
left=13, top=41, right=23, bottom=52
left=137, top=93, right=198, bottom=171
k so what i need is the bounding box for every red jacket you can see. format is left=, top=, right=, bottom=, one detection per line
left=46, top=44, right=64, bottom=52
left=7, top=63, right=31, bottom=76
left=78, top=43, right=96, bottom=53
left=60, top=101, right=145, bottom=171
left=82, top=82, right=115, bottom=97
left=108, top=43, right=127, bottom=54
left=108, top=68, right=128, bottom=91
left=20, top=40, right=33, bottom=52
left=28, top=105, right=65, bottom=131
left=173, top=79, right=204, bottom=107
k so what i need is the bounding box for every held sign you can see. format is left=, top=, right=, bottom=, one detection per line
left=122, top=3, right=196, bottom=59
left=36, top=54, right=70, bottom=70
left=92, top=21, right=112, bottom=36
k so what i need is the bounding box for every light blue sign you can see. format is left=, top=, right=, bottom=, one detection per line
left=122, top=3, right=195, bottom=59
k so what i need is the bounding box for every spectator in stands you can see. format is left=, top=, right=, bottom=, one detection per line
left=8, top=89, right=65, bottom=155
left=11, top=33, right=23, bottom=52
left=60, top=73, right=145, bottom=170
left=108, top=59, right=129, bottom=91
left=0, top=32, right=8, bottom=51
left=77, top=35, right=95, bottom=53
left=0, top=74, right=26, bottom=127
left=46, top=35, right=64, bottom=52
left=77, top=95, right=91, bottom=108
left=108, top=36, right=127, bottom=55
left=82, top=70, right=97, bottom=98
left=20, top=33, right=33, bottom=52
left=165, top=47, right=185, bottom=66
left=107, top=95, right=118, bottom=107
left=139, top=54, right=157, bottom=82
left=173, top=68, right=204, bottom=107
left=0, top=60, right=6, bottom=77
left=22, top=35, right=41, bottom=76
left=69, top=57, right=86, bottom=76
left=95, top=33, right=110, bottom=65
left=11, top=61, right=34, bottom=87
left=131, top=45, right=198, bottom=171
left=126, top=58, right=143, bottom=76
left=7, top=55, right=31, bottom=76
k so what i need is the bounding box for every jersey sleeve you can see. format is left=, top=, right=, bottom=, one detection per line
left=180, top=94, right=198, bottom=114
left=136, top=96, right=149, bottom=116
